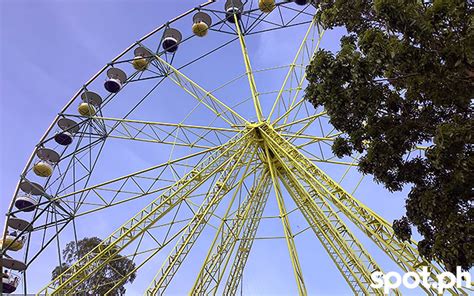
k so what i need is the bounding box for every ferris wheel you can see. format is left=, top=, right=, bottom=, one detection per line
left=1, top=0, right=469, bottom=295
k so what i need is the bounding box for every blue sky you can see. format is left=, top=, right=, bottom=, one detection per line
left=0, top=1, right=426, bottom=295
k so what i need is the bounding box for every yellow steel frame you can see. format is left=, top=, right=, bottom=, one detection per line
left=38, top=131, right=252, bottom=295
left=190, top=171, right=271, bottom=295
left=258, top=124, right=466, bottom=296
left=269, top=17, right=322, bottom=124
left=35, top=7, right=471, bottom=296
left=222, top=172, right=272, bottom=295
left=145, top=144, right=256, bottom=295
left=276, top=169, right=390, bottom=295
left=84, top=116, right=240, bottom=149
left=263, top=141, right=307, bottom=295
left=234, top=13, right=264, bottom=122
left=52, top=146, right=222, bottom=216
left=151, top=47, right=248, bottom=127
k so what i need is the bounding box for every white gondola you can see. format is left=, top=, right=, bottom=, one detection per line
left=14, top=194, right=38, bottom=212
left=225, top=0, right=243, bottom=23
left=1, top=257, right=26, bottom=272
left=2, top=271, right=20, bottom=294
left=104, top=67, right=127, bottom=93
left=54, top=118, right=79, bottom=146
left=78, top=91, right=102, bottom=116
left=192, top=12, right=212, bottom=37
left=259, top=0, right=275, bottom=13
left=7, top=217, right=33, bottom=232
left=15, top=181, right=44, bottom=212
left=162, top=28, right=182, bottom=53
left=32, top=148, right=60, bottom=178
left=132, top=47, right=153, bottom=71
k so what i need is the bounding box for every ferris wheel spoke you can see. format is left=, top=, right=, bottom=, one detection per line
left=304, top=157, right=360, bottom=167
left=72, top=116, right=239, bottom=149
left=282, top=132, right=337, bottom=146
left=288, top=133, right=429, bottom=168
left=234, top=13, right=264, bottom=121
left=275, top=111, right=327, bottom=131
left=10, top=136, right=109, bottom=268
left=145, top=144, right=258, bottom=295
left=191, top=170, right=271, bottom=295
left=263, top=142, right=307, bottom=295
left=258, top=124, right=464, bottom=296
left=97, top=212, right=196, bottom=294
left=302, top=142, right=355, bottom=162
left=145, top=49, right=248, bottom=127
left=242, top=2, right=313, bottom=35
left=222, top=174, right=271, bottom=296
left=293, top=137, right=335, bottom=151
left=275, top=96, right=313, bottom=130
left=276, top=165, right=389, bottom=295
left=269, top=16, right=323, bottom=123
left=39, top=131, right=253, bottom=295
left=282, top=113, right=338, bottom=148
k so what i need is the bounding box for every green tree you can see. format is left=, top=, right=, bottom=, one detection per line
left=52, top=237, right=136, bottom=295
left=305, top=0, right=473, bottom=271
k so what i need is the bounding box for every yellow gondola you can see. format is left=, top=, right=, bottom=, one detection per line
left=192, top=12, right=212, bottom=37
left=0, top=236, right=23, bottom=251
left=33, top=160, right=53, bottom=177
left=78, top=102, right=96, bottom=116
left=259, top=0, right=275, bottom=13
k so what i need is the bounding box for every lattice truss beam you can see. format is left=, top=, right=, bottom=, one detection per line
left=67, top=116, right=240, bottom=149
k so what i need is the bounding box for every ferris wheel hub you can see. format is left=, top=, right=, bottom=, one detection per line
left=245, top=121, right=266, bottom=129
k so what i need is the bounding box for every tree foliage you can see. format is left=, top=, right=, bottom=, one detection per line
left=305, top=0, right=473, bottom=271
left=52, top=237, right=136, bottom=295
